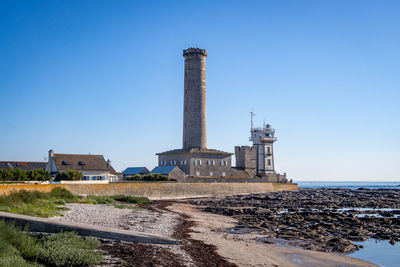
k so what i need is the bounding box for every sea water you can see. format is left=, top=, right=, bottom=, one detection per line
left=352, top=239, right=399, bottom=267
left=296, top=181, right=400, bottom=190
left=296, top=181, right=400, bottom=267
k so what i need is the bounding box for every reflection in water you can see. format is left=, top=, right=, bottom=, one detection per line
left=351, top=239, right=399, bottom=267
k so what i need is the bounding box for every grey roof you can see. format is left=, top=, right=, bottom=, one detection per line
left=151, top=166, right=178, bottom=175
left=156, top=147, right=233, bottom=156
left=0, top=161, right=47, bottom=171
left=107, top=163, right=116, bottom=173
left=123, top=167, right=149, bottom=175
left=53, top=154, right=109, bottom=172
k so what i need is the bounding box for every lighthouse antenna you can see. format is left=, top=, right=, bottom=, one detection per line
left=250, top=109, right=255, bottom=131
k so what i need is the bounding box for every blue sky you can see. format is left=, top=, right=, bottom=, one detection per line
left=1, top=0, right=399, bottom=181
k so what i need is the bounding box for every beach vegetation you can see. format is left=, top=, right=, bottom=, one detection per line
left=0, top=220, right=102, bottom=266
left=0, top=187, right=150, bottom=217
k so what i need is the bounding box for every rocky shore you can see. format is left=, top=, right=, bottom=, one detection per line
left=189, top=188, right=400, bottom=254
left=46, top=190, right=389, bottom=266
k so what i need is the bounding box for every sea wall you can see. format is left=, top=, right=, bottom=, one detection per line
left=0, top=182, right=298, bottom=200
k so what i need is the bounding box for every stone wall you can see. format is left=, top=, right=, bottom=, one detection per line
left=158, top=153, right=232, bottom=177
left=0, top=182, right=298, bottom=200
left=235, top=145, right=257, bottom=176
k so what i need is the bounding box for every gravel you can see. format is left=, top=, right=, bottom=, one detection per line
left=51, top=203, right=179, bottom=237
left=51, top=203, right=195, bottom=266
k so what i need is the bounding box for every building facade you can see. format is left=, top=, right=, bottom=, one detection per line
left=45, top=149, right=116, bottom=182
left=157, top=148, right=232, bottom=177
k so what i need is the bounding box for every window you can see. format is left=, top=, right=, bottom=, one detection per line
left=220, top=161, right=228, bottom=166
left=222, top=172, right=226, bottom=177
left=267, top=147, right=271, bottom=155
left=91, top=176, right=96, bottom=180
left=195, top=171, right=200, bottom=176
left=62, top=161, right=70, bottom=165
left=101, top=176, right=105, bottom=180
left=267, top=159, right=271, bottom=166
left=173, top=160, right=177, bottom=165
left=209, top=171, right=214, bottom=176
left=180, top=160, right=187, bottom=165
left=78, top=161, right=86, bottom=166
left=194, top=160, right=202, bottom=165
left=207, top=160, right=216, bottom=165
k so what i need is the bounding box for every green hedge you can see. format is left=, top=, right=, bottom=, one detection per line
left=54, top=170, right=83, bottom=181
left=0, top=169, right=50, bottom=182
left=125, top=173, right=176, bottom=182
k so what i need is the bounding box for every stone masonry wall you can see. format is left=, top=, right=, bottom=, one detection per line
left=158, top=153, right=231, bottom=177
left=0, top=182, right=298, bottom=200
left=182, top=48, right=207, bottom=149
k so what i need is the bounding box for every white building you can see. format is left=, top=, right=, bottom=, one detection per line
left=45, top=149, right=118, bottom=182
left=250, top=122, right=277, bottom=176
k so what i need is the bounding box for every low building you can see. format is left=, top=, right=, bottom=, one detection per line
left=45, top=149, right=116, bottom=182
left=150, top=166, right=185, bottom=181
left=156, top=148, right=232, bottom=178
left=0, top=161, right=47, bottom=171
left=123, top=167, right=150, bottom=179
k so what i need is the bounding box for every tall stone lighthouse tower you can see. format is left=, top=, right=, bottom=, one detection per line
left=157, top=48, right=232, bottom=178
left=182, top=48, right=207, bottom=149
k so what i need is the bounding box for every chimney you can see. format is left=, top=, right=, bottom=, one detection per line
left=106, top=159, right=111, bottom=166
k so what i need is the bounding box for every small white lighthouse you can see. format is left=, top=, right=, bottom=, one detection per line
left=249, top=112, right=277, bottom=176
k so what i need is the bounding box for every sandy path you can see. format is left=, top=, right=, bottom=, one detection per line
left=168, top=203, right=379, bottom=267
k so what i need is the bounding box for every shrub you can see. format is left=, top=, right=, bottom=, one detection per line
left=125, top=174, right=142, bottom=181
left=0, top=169, right=50, bottom=182
left=86, top=195, right=115, bottom=204
left=49, top=187, right=77, bottom=202
left=55, top=170, right=83, bottom=181
left=126, top=173, right=175, bottom=182
left=38, top=232, right=102, bottom=266
left=0, top=221, right=103, bottom=266
left=27, top=169, right=50, bottom=181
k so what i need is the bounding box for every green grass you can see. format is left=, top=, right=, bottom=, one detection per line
left=0, top=188, right=150, bottom=217
left=0, top=190, right=69, bottom=217
left=112, top=195, right=150, bottom=204
left=0, top=220, right=103, bottom=266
